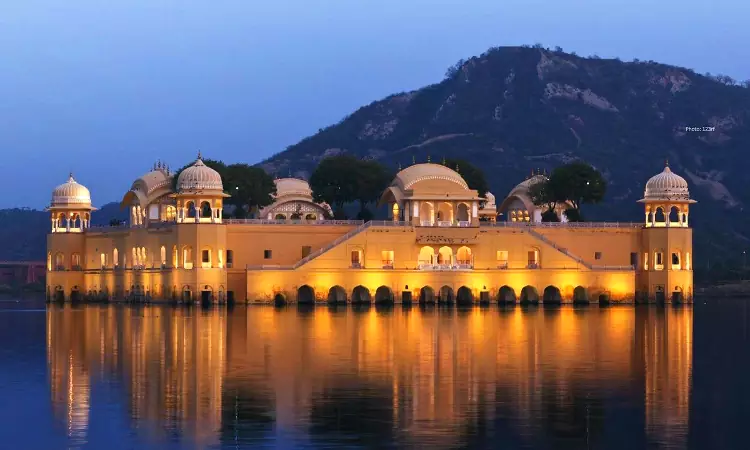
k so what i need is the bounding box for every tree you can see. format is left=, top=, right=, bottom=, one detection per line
left=309, top=155, right=361, bottom=217
left=223, top=164, right=276, bottom=217
left=444, top=158, right=489, bottom=198
left=548, top=161, right=606, bottom=214
left=354, top=159, right=391, bottom=217
left=528, top=178, right=561, bottom=222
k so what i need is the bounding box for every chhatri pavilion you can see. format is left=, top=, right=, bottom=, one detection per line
left=46, top=158, right=694, bottom=304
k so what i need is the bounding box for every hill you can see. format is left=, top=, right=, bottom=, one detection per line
left=259, top=45, right=750, bottom=266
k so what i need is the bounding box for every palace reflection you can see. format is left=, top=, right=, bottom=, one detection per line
left=46, top=305, right=694, bottom=448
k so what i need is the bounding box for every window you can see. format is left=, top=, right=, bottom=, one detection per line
left=496, top=250, right=508, bottom=268
left=630, top=252, right=638, bottom=269
left=381, top=250, right=394, bottom=268
left=264, top=250, right=272, bottom=259
left=671, top=252, right=681, bottom=270
left=644, top=252, right=649, bottom=270
left=685, top=252, right=691, bottom=270
left=654, top=252, right=664, bottom=270
left=351, top=250, right=362, bottom=267
left=161, top=246, right=167, bottom=267
left=183, top=246, right=193, bottom=269
left=595, top=252, right=602, bottom=260
left=302, top=246, right=312, bottom=258
left=71, top=253, right=81, bottom=270
left=527, top=250, right=539, bottom=268
left=100, top=253, right=107, bottom=269
left=226, top=250, right=234, bottom=268
left=202, top=250, right=210, bottom=263
left=113, top=248, right=119, bottom=268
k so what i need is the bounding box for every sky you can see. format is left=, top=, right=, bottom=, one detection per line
left=1, top=0, right=748, bottom=209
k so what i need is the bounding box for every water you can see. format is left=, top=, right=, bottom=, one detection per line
left=0, top=298, right=748, bottom=449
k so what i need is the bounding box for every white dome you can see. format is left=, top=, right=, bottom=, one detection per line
left=643, top=164, right=690, bottom=201
left=274, top=178, right=313, bottom=199
left=392, top=163, right=469, bottom=190
left=177, top=157, right=223, bottom=192
left=51, top=174, right=92, bottom=207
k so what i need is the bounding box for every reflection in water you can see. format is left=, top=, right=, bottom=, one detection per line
left=46, top=305, right=694, bottom=448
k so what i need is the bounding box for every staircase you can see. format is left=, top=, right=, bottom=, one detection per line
left=524, top=227, right=593, bottom=269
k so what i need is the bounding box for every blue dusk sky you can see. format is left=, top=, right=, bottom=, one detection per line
left=0, top=0, right=748, bottom=208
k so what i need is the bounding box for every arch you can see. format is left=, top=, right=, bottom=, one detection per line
left=456, top=246, right=472, bottom=265
left=275, top=213, right=286, bottom=220
left=419, top=286, right=435, bottom=304
left=498, top=285, right=516, bottom=304
left=327, top=285, right=347, bottom=304
left=297, top=285, right=315, bottom=304
left=437, top=246, right=453, bottom=265
left=274, top=293, right=287, bottom=305
left=141, top=247, right=148, bottom=267
left=391, top=203, right=400, bottom=221
left=456, top=286, right=473, bottom=305
left=305, top=213, right=317, bottom=220
left=653, top=207, right=666, bottom=224
left=374, top=286, right=394, bottom=304
left=71, top=253, right=81, bottom=269
left=419, top=202, right=434, bottom=225
left=72, top=213, right=82, bottom=229
left=543, top=286, right=562, bottom=304
left=47, top=252, right=52, bottom=271
left=669, top=205, right=680, bottom=224
left=350, top=248, right=363, bottom=267
left=201, top=246, right=213, bottom=268
left=352, top=285, right=371, bottom=304
left=418, top=246, right=435, bottom=265
left=113, top=248, right=119, bottom=268
left=54, top=252, right=65, bottom=270
left=172, top=245, right=178, bottom=267
left=160, top=246, right=166, bottom=266
left=520, top=285, right=539, bottom=305
left=290, top=213, right=302, bottom=220
left=165, top=205, right=177, bottom=221
left=199, top=201, right=212, bottom=218
left=456, top=203, right=470, bottom=222
left=573, top=286, right=589, bottom=304
left=436, top=202, right=453, bottom=223
left=186, top=201, right=197, bottom=218
left=182, top=245, right=194, bottom=269
left=439, top=285, right=454, bottom=303
left=182, top=285, right=193, bottom=303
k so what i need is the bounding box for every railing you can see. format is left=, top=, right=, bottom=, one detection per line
left=418, top=264, right=473, bottom=271
left=437, top=221, right=452, bottom=227
left=421, top=220, right=433, bottom=227
left=382, top=262, right=394, bottom=269
left=480, top=221, right=642, bottom=228
left=590, top=265, right=636, bottom=271
left=458, top=221, right=471, bottom=227
left=350, top=262, right=362, bottom=269
left=524, top=227, right=592, bottom=269
left=225, top=219, right=364, bottom=226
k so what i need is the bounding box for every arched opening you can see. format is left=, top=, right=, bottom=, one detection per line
left=186, top=201, right=197, bottom=218
left=436, top=202, right=453, bottom=223
left=543, top=286, right=562, bottom=304
left=437, top=246, right=453, bottom=265
left=669, top=206, right=680, bottom=225
left=520, top=286, right=539, bottom=305
left=573, top=286, right=588, bottom=304
left=54, top=252, right=65, bottom=270
left=290, top=213, right=302, bottom=220
left=456, top=246, right=472, bottom=266
left=200, top=201, right=212, bottom=218
left=439, top=285, right=454, bottom=304
left=100, top=253, right=106, bottom=269
left=671, top=251, right=681, bottom=270
left=182, top=285, right=192, bottom=303
left=172, top=246, right=178, bottom=268
left=456, top=286, right=473, bottom=305
left=183, top=246, right=194, bottom=269
left=141, top=247, right=148, bottom=267
left=352, top=285, right=371, bottom=304
left=419, top=202, right=434, bottom=225
left=56, top=212, right=66, bottom=230
left=113, top=248, right=119, bottom=268
left=653, top=207, right=666, bottom=225
left=374, top=286, right=394, bottom=304
left=201, top=247, right=212, bottom=268
left=72, top=214, right=82, bottom=229
left=498, top=286, right=516, bottom=304
left=47, top=253, right=52, bottom=271
left=456, top=203, right=470, bottom=222
left=71, top=253, right=81, bottom=269
left=165, top=205, right=177, bottom=221
left=274, top=293, right=286, bottom=305
left=327, top=285, right=347, bottom=304
left=392, top=203, right=400, bottom=221
left=305, top=213, right=317, bottom=220
left=297, top=285, right=315, bottom=304
left=160, top=246, right=166, bottom=267
left=54, top=285, right=64, bottom=302
left=275, top=213, right=286, bottom=220
left=350, top=248, right=363, bottom=268
left=418, top=246, right=435, bottom=266
left=419, top=286, right=435, bottom=304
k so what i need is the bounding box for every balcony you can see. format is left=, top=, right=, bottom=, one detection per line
left=458, top=221, right=471, bottom=227
left=437, top=221, right=452, bottom=227
left=418, top=263, right=473, bottom=271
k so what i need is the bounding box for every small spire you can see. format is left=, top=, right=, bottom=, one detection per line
left=455, top=164, right=460, bottom=173
left=427, top=155, right=431, bottom=163
left=69, top=172, right=75, bottom=182
left=442, top=156, right=446, bottom=165
left=398, top=162, right=402, bottom=171
left=288, top=168, right=292, bottom=177
left=412, top=155, right=416, bottom=165
left=197, top=150, right=202, bottom=160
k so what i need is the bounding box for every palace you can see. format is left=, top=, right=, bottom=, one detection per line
left=45, top=157, right=694, bottom=305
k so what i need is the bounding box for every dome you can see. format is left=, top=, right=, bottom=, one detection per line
left=274, top=178, right=312, bottom=199
left=484, top=191, right=496, bottom=207
left=51, top=174, right=92, bottom=207
left=392, top=163, right=469, bottom=190
left=176, top=156, right=223, bottom=192
left=132, top=168, right=171, bottom=195
left=513, top=174, right=548, bottom=192
left=643, top=164, right=691, bottom=201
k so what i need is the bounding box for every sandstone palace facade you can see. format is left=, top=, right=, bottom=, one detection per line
left=46, top=158, right=694, bottom=305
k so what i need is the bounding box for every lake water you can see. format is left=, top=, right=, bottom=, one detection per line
left=0, top=298, right=748, bottom=449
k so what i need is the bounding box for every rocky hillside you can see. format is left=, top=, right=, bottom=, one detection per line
left=261, top=46, right=750, bottom=265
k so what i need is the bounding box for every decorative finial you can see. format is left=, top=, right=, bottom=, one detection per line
left=398, top=162, right=402, bottom=171
left=412, top=155, right=416, bottom=165
left=455, top=164, right=460, bottom=173
left=665, top=158, right=669, bottom=167
left=197, top=150, right=202, bottom=160
left=427, top=155, right=431, bottom=163
left=69, top=172, right=74, bottom=181
left=442, top=156, right=446, bottom=165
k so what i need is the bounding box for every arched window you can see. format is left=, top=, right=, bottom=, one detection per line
left=418, top=246, right=435, bottom=266
left=669, top=206, right=680, bottom=225
left=172, top=245, right=178, bottom=268
left=71, top=253, right=81, bottom=269
left=47, top=253, right=52, bottom=271
left=54, top=252, right=65, bottom=270
left=186, top=201, right=197, bottom=218
left=100, top=253, right=107, bottom=269
left=183, top=246, right=193, bottom=269
left=437, top=246, right=453, bottom=265
left=654, top=207, right=666, bottom=225
left=165, top=205, right=177, bottom=221
left=456, top=203, right=470, bottom=222
left=201, top=247, right=212, bottom=268
left=160, top=246, right=166, bottom=267
left=226, top=250, right=234, bottom=268
left=457, top=246, right=472, bottom=265
left=113, top=248, right=119, bottom=268
left=141, top=247, right=148, bottom=267
left=132, top=248, right=137, bottom=268
left=275, top=213, right=286, bottom=220
left=200, top=201, right=212, bottom=218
